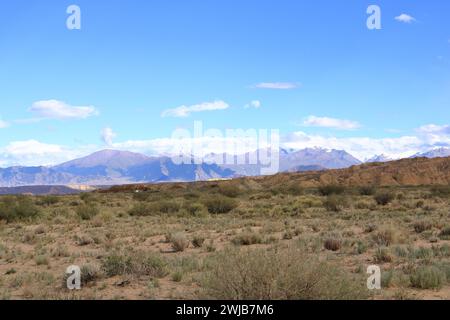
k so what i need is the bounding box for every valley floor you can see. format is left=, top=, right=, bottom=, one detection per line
left=1, top=181, right=450, bottom=300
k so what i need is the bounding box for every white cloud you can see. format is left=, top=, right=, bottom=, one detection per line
left=245, top=100, right=261, bottom=109
left=302, top=115, right=361, bottom=130
left=253, top=82, right=300, bottom=90
left=101, top=127, right=117, bottom=146
left=395, top=13, right=416, bottom=23
left=0, top=119, right=9, bottom=128
left=161, top=100, right=229, bottom=118
left=29, top=100, right=99, bottom=120
left=0, top=140, right=93, bottom=167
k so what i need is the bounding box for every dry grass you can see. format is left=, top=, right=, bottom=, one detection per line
left=0, top=183, right=450, bottom=300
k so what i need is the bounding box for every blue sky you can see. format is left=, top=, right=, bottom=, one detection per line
left=0, top=0, right=450, bottom=166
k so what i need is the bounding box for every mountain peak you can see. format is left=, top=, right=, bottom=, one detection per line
left=55, top=149, right=151, bottom=169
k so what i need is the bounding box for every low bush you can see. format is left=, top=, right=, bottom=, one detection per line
left=102, top=251, right=168, bottom=278
left=231, top=232, right=263, bottom=246
left=0, top=196, right=40, bottom=223
left=374, top=192, right=395, bottom=206
left=318, top=185, right=345, bottom=196
left=410, top=266, right=446, bottom=290
left=200, top=247, right=368, bottom=299
left=203, top=196, right=238, bottom=214
left=76, top=204, right=99, bottom=220
left=323, top=195, right=348, bottom=212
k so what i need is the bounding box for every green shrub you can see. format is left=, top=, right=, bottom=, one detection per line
left=128, top=203, right=152, bottom=216
left=231, top=232, right=262, bottom=246
left=413, top=220, right=432, bottom=234
left=184, top=202, right=207, bottom=217
left=156, top=201, right=180, bottom=214
left=318, top=185, right=345, bottom=196
left=0, top=196, right=40, bottom=222
left=200, top=247, right=368, bottom=300
left=430, top=186, right=450, bottom=198
left=39, top=195, right=60, bottom=206
left=102, top=251, right=168, bottom=278
left=374, top=247, right=393, bottom=263
left=439, top=226, right=450, bottom=240
left=203, top=196, right=238, bottom=214
left=323, top=195, right=348, bottom=212
left=358, top=186, right=376, bottom=196
left=132, top=192, right=150, bottom=201
left=410, top=266, right=446, bottom=290
left=374, top=192, right=395, bottom=206
left=76, top=204, right=99, bottom=220
left=218, top=184, right=241, bottom=198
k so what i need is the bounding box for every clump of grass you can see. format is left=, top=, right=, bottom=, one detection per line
left=410, top=266, right=446, bottom=290
left=372, top=227, right=397, bottom=246
left=75, top=204, right=99, bottom=220
left=80, top=264, right=102, bottom=285
left=0, top=196, right=40, bottom=223
left=324, top=237, right=342, bottom=252
left=170, top=233, right=189, bottom=252
left=318, top=185, right=345, bottom=196
left=374, top=247, right=393, bottom=263
left=203, top=196, right=238, bottom=214
left=102, top=251, right=168, bottom=278
left=358, top=186, right=376, bottom=196
left=413, top=220, right=433, bottom=234
left=192, top=236, right=205, bottom=248
left=439, top=226, right=450, bottom=240
left=218, top=184, right=241, bottom=198
left=35, top=255, right=49, bottom=266
left=183, top=202, right=207, bottom=217
left=323, top=195, right=348, bottom=212
left=171, top=271, right=184, bottom=282
left=38, top=195, right=60, bottom=206
left=155, top=201, right=180, bottom=214
left=128, top=203, right=152, bottom=216
left=231, top=232, right=262, bottom=246
left=200, top=247, right=368, bottom=300
left=374, top=192, right=395, bottom=206
left=430, top=185, right=450, bottom=198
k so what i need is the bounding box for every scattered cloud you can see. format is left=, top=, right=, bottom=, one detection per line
left=244, top=100, right=261, bottom=109
left=2, top=122, right=450, bottom=167
left=253, top=82, right=300, bottom=90
left=161, top=100, right=229, bottom=118
left=395, top=13, right=416, bottom=23
left=0, top=140, right=92, bottom=167
left=0, top=119, right=9, bottom=128
left=302, top=115, right=361, bottom=130
left=29, top=100, right=99, bottom=120
left=101, top=127, right=117, bottom=146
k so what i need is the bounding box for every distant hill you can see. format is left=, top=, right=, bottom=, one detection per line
left=411, top=147, right=450, bottom=159
left=2, top=147, right=448, bottom=188
left=0, top=185, right=84, bottom=195
left=255, top=156, right=450, bottom=188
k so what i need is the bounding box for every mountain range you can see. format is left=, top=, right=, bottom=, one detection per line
left=0, top=147, right=449, bottom=187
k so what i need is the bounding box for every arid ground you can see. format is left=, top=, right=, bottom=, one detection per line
left=1, top=170, right=450, bottom=300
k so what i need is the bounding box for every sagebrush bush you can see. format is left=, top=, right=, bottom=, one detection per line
left=324, top=237, right=342, bottom=251
left=410, top=266, right=446, bottom=290
left=203, top=196, right=238, bottom=214
left=102, top=251, right=168, bottom=278
left=374, top=247, right=393, bottom=263
left=170, top=233, right=189, bottom=252
left=318, top=185, right=345, bottom=196
left=323, top=195, right=348, bottom=212
left=76, top=204, right=99, bottom=220
left=218, top=184, right=241, bottom=198
left=200, top=247, right=368, bottom=300
left=372, top=227, right=397, bottom=246
left=358, top=186, right=376, bottom=196
left=38, top=195, right=60, bottom=206
left=0, top=196, right=40, bottom=222
left=413, top=220, right=432, bottom=234
left=374, top=192, right=395, bottom=206
left=231, top=232, right=262, bottom=246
